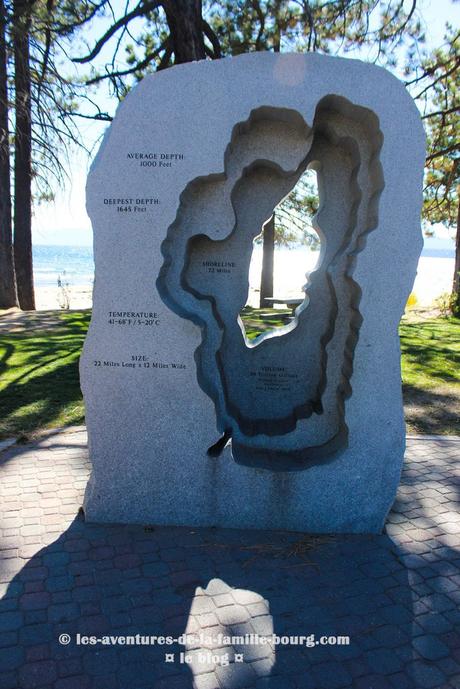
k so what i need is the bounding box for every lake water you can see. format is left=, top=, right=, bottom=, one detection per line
left=33, top=245, right=94, bottom=288
left=32, top=239, right=455, bottom=309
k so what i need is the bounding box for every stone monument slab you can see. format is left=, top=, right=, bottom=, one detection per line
left=80, top=52, right=425, bottom=532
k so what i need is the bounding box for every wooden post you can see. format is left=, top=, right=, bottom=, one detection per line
left=260, top=214, right=275, bottom=308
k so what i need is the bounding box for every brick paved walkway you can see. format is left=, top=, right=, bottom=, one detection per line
left=0, top=429, right=459, bottom=689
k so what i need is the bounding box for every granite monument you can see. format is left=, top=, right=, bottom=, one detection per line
left=80, top=52, right=425, bottom=532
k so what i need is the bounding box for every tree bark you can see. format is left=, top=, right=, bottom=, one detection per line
left=0, top=0, right=18, bottom=308
left=260, top=214, right=275, bottom=308
left=13, top=0, right=35, bottom=310
left=453, top=196, right=460, bottom=315
left=163, top=0, right=206, bottom=63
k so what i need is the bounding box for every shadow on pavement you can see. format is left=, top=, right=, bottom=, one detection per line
left=0, top=433, right=459, bottom=688
left=0, top=516, right=424, bottom=689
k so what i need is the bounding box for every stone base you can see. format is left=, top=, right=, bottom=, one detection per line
left=83, top=406, right=406, bottom=533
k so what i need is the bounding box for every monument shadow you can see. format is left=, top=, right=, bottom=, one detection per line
left=1, top=510, right=438, bottom=689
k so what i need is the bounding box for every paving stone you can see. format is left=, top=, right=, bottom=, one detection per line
left=410, top=660, right=447, bottom=688
left=0, top=645, right=24, bottom=671
left=381, top=604, right=413, bottom=625
left=160, top=547, right=186, bottom=562
left=365, top=648, right=405, bottom=674
left=256, top=676, right=297, bottom=688
left=190, top=596, right=217, bottom=615
left=0, top=672, right=18, bottom=689
left=420, top=593, right=456, bottom=613
left=155, top=674, right=194, bottom=689
left=0, top=597, right=19, bottom=615
left=73, top=614, right=110, bottom=638
left=102, top=603, right=126, bottom=625
left=0, top=431, right=459, bottom=688
left=369, top=624, right=410, bottom=648
left=120, top=578, right=152, bottom=595
left=216, top=605, right=250, bottom=626
left=388, top=671, right=413, bottom=689
left=311, top=660, right=353, bottom=688
left=18, top=659, right=58, bottom=688
left=0, top=630, right=18, bottom=649
left=413, top=634, right=450, bottom=660
left=48, top=603, right=80, bottom=624
left=416, top=612, right=453, bottom=634
left=54, top=675, right=91, bottom=689
left=246, top=601, right=269, bottom=617
left=354, top=674, right=393, bottom=689
left=197, top=612, right=220, bottom=628
left=192, top=671, right=220, bottom=689
left=130, top=604, right=163, bottom=626
left=64, top=539, right=90, bottom=554
left=233, top=638, right=273, bottom=663
left=215, top=660, right=257, bottom=688
left=20, top=592, right=51, bottom=610
left=212, top=593, right=234, bottom=608
left=25, top=643, right=50, bottom=662
left=114, top=553, right=142, bottom=569
left=204, top=579, right=232, bottom=596
left=231, top=589, right=264, bottom=606
left=82, top=648, right=119, bottom=676
left=141, top=562, right=170, bottom=577
left=437, top=657, right=460, bottom=677
left=57, top=656, right=83, bottom=677
left=100, top=595, right=130, bottom=614
left=251, top=657, right=276, bottom=679
left=117, top=660, right=158, bottom=687
left=182, top=648, right=217, bottom=674
left=42, top=552, right=70, bottom=567
left=0, top=610, right=24, bottom=632
left=46, top=575, right=74, bottom=592
left=19, top=621, right=55, bottom=646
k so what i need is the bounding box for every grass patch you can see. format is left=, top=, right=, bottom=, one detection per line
left=240, top=307, right=460, bottom=435
left=240, top=305, right=292, bottom=339
left=0, top=308, right=458, bottom=440
left=400, top=316, right=460, bottom=435
left=0, top=310, right=90, bottom=441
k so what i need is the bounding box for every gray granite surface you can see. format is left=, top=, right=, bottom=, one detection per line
left=80, top=52, right=425, bottom=531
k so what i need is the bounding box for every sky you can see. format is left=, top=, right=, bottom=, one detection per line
left=32, top=0, right=459, bottom=246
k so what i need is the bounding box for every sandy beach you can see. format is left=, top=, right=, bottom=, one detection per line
left=32, top=250, right=455, bottom=312
left=34, top=285, right=94, bottom=311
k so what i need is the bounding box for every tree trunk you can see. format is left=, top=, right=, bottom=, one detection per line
left=453, top=196, right=460, bottom=315
left=13, top=0, right=35, bottom=310
left=260, top=214, right=275, bottom=308
left=163, top=0, right=206, bottom=63
left=273, top=0, right=282, bottom=52
left=0, top=0, right=18, bottom=308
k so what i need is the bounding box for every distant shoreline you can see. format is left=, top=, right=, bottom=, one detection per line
left=30, top=242, right=455, bottom=311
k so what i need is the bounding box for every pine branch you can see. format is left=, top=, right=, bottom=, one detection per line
left=85, top=40, right=166, bottom=84
left=426, top=143, right=460, bottom=162
left=72, top=0, right=162, bottom=63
